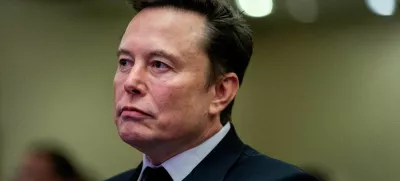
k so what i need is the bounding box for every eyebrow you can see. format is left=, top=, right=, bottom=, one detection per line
left=149, top=50, right=181, bottom=62
left=116, top=49, right=132, bottom=57
left=117, top=49, right=181, bottom=63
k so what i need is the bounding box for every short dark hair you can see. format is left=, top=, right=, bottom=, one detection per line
left=129, top=0, right=253, bottom=125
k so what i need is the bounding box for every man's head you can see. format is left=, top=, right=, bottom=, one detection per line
left=114, top=0, right=252, bottom=162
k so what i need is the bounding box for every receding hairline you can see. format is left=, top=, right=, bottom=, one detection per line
left=135, top=5, right=208, bottom=30
left=131, top=5, right=210, bottom=50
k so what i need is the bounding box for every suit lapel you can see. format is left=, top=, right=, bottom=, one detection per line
left=129, top=162, right=143, bottom=181
left=183, top=124, right=245, bottom=181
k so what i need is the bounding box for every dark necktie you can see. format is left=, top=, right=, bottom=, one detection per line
left=141, top=167, right=173, bottom=181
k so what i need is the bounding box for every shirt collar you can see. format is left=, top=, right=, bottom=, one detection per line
left=138, top=122, right=231, bottom=181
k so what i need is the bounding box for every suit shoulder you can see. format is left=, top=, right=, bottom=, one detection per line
left=239, top=146, right=303, bottom=173
left=277, top=172, right=319, bottom=181
left=104, top=169, right=136, bottom=181
left=226, top=146, right=315, bottom=181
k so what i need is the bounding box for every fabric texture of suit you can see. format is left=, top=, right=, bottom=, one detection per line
left=105, top=125, right=319, bottom=181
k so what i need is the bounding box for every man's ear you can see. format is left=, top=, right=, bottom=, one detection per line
left=208, top=73, right=239, bottom=115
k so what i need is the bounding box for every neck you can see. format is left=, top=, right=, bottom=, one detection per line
left=145, top=121, right=223, bottom=165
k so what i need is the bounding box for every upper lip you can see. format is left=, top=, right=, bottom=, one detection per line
left=118, top=106, right=153, bottom=117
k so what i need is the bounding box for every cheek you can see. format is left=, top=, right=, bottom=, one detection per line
left=114, top=74, right=125, bottom=102
left=152, top=83, right=195, bottom=112
left=150, top=81, right=207, bottom=127
left=113, top=74, right=126, bottom=118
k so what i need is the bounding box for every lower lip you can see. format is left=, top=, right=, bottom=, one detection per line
left=120, top=111, right=150, bottom=120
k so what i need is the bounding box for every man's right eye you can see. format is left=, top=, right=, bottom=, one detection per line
left=119, top=59, right=128, bottom=66
left=118, top=59, right=132, bottom=72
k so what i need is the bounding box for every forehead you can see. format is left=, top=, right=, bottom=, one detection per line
left=120, top=7, right=207, bottom=56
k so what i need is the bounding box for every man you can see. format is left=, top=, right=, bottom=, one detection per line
left=107, top=0, right=318, bottom=181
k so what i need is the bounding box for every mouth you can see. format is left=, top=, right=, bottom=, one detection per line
left=118, top=106, right=154, bottom=120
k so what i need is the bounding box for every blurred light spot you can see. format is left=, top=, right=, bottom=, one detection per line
left=366, top=0, right=396, bottom=16
left=286, top=0, right=319, bottom=23
left=236, top=0, right=274, bottom=18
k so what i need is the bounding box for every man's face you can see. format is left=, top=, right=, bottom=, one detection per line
left=114, top=7, right=217, bottom=150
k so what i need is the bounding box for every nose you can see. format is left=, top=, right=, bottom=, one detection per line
left=123, top=66, right=147, bottom=96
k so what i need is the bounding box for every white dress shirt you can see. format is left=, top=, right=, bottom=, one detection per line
left=137, top=122, right=231, bottom=181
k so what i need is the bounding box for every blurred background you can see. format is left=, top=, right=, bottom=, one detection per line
left=1, top=0, right=400, bottom=180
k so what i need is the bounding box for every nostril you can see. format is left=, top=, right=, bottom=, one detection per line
left=131, top=89, right=141, bottom=94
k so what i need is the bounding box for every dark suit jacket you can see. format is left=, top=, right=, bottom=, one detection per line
left=106, top=125, right=318, bottom=181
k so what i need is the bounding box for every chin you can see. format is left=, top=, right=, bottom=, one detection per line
left=117, top=122, right=153, bottom=148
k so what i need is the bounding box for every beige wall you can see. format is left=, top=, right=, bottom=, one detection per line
left=0, top=1, right=139, bottom=180
left=236, top=21, right=400, bottom=180
left=1, top=1, right=400, bottom=181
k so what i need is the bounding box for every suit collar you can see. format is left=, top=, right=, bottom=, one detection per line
left=130, top=162, right=142, bottom=181
left=138, top=123, right=231, bottom=181
left=183, top=124, right=245, bottom=181
left=129, top=124, right=245, bottom=181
